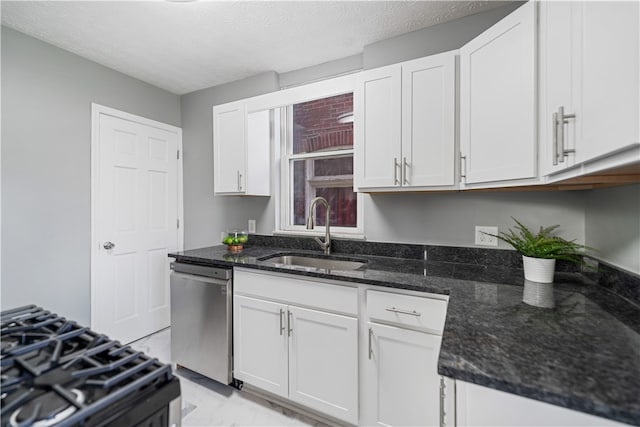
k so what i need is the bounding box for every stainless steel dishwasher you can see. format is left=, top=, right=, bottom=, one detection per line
left=170, top=262, right=233, bottom=385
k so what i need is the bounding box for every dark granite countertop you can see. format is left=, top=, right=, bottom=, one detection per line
left=169, top=244, right=640, bottom=426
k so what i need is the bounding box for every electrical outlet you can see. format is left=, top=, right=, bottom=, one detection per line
left=220, top=231, right=226, bottom=241
left=248, top=219, right=256, bottom=234
left=475, top=226, right=498, bottom=246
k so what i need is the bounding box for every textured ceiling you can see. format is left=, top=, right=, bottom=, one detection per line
left=1, top=1, right=511, bottom=95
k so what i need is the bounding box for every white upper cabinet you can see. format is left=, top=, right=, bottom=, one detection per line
left=213, top=101, right=271, bottom=196
left=355, top=51, right=457, bottom=191
left=539, top=1, right=640, bottom=178
left=402, top=54, right=457, bottom=187
left=459, top=1, right=537, bottom=187
left=355, top=64, right=402, bottom=189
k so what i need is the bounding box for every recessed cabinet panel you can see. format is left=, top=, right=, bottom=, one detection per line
left=578, top=1, right=639, bottom=164
left=402, top=54, right=456, bottom=187
left=355, top=65, right=402, bottom=189
left=460, top=1, right=537, bottom=185
left=288, top=306, right=358, bottom=424
left=538, top=0, right=578, bottom=176
left=246, top=110, right=271, bottom=196
left=362, top=322, right=442, bottom=427
left=213, top=101, right=246, bottom=194
left=233, top=295, right=288, bottom=398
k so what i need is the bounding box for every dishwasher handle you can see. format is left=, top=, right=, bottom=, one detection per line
left=170, top=271, right=231, bottom=287
left=170, top=262, right=232, bottom=280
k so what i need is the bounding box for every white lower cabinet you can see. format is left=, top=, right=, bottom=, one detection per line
left=288, top=306, right=358, bottom=423
left=361, top=289, right=449, bottom=427
left=233, top=269, right=359, bottom=424
left=361, top=322, right=443, bottom=426
left=456, top=380, right=630, bottom=427
left=233, top=295, right=288, bottom=397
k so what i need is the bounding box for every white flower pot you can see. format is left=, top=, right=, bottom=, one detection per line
left=522, top=256, right=556, bottom=283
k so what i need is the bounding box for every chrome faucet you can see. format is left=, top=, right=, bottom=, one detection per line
left=306, top=196, right=331, bottom=255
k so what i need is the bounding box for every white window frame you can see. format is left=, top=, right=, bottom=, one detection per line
left=269, top=76, right=364, bottom=238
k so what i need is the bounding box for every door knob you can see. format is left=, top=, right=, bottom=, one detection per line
left=103, top=241, right=115, bottom=250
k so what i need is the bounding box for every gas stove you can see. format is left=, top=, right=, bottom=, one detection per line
left=1, top=305, right=181, bottom=427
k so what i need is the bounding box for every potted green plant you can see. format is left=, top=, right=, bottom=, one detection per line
left=487, top=218, right=589, bottom=283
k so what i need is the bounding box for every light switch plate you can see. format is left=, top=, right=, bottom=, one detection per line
left=248, top=220, right=256, bottom=234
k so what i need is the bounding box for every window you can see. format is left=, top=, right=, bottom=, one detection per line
left=280, top=92, right=362, bottom=235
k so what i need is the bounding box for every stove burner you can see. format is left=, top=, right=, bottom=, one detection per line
left=1, top=305, right=180, bottom=427
left=9, top=389, right=85, bottom=427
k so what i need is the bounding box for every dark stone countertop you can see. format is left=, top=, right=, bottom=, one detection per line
left=169, top=245, right=640, bottom=426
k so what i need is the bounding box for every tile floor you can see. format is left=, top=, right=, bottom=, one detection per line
left=130, top=328, right=328, bottom=427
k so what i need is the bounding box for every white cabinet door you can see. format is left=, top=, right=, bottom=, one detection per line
left=354, top=64, right=402, bottom=189
left=577, top=1, right=639, bottom=164
left=538, top=0, right=579, bottom=175
left=233, top=295, right=288, bottom=398
left=456, top=380, right=630, bottom=427
left=540, top=1, right=640, bottom=177
left=460, top=1, right=537, bottom=185
left=401, top=53, right=456, bottom=187
left=245, top=109, right=271, bottom=196
left=288, top=306, right=358, bottom=425
left=213, top=100, right=246, bottom=194
left=362, top=322, right=442, bottom=427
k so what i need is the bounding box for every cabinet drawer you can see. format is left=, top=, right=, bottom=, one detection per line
left=367, top=290, right=447, bottom=334
left=235, top=268, right=358, bottom=316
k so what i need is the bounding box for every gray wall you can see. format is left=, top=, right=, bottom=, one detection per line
left=180, top=72, right=279, bottom=250
left=364, top=191, right=587, bottom=249
left=585, top=184, right=640, bottom=274
left=1, top=27, right=181, bottom=324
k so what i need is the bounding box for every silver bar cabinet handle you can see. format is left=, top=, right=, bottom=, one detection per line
left=403, top=157, right=409, bottom=185
left=460, top=154, right=467, bottom=180
left=237, top=170, right=242, bottom=191
left=556, top=106, right=576, bottom=164
left=393, top=158, right=400, bottom=185
left=279, top=309, right=285, bottom=336
left=385, top=307, right=421, bottom=316
left=368, top=327, right=373, bottom=360
left=288, top=310, right=293, bottom=337
left=552, top=112, right=560, bottom=166
left=557, top=106, right=566, bottom=163
left=439, top=377, right=446, bottom=427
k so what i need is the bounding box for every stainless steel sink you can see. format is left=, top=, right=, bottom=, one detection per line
left=260, top=254, right=366, bottom=271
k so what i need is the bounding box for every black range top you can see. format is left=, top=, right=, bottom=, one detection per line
left=1, top=305, right=180, bottom=427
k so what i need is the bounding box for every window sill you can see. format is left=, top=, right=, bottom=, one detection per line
left=273, top=229, right=366, bottom=241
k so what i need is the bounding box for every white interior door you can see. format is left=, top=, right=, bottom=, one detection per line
left=92, top=106, right=181, bottom=344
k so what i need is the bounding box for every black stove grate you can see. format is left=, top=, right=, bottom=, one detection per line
left=1, top=305, right=179, bottom=427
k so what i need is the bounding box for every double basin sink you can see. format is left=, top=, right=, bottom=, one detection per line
left=258, top=253, right=367, bottom=271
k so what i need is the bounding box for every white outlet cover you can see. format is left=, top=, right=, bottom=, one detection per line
left=248, top=220, right=256, bottom=234
left=475, top=226, right=498, bottom=246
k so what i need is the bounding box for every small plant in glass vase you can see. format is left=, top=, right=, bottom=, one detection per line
left=485, top=218, right=591, bottom=284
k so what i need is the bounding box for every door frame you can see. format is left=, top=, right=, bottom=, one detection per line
left=90, top=103, right=184, bottom=329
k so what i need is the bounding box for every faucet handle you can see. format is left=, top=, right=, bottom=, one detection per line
left=314, top=237, right=331, bottom=255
